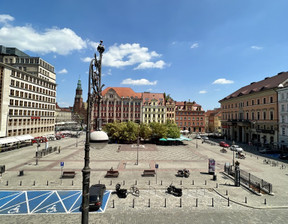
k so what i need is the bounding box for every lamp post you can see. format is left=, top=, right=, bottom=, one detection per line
left=81, top=40, right=108, bottom=224
left=232, top=140, right=235, bottom=166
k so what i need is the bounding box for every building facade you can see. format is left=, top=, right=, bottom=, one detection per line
left=165, top=98, right=176, bottom=123
left=0, top=46, right=57, bottom=138
left=277, top=84, right=288, bottom=149
left=73, top=79, right=87, bottom=124
left=205, top=108, right=222, bottom=133
left=175, top=101, right=205, bottom=133
left=219, top=72, right=288, bottom=148
left=142, top=92, right=166, bottom=124
left=95, top=87, right=142, bottom=126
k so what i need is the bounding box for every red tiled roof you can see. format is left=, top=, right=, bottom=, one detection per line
left=102, top=87, right=142, bottom=98
left=142, top=92, right=164, bottom=102
left=220, top=72, right=288, bottom=102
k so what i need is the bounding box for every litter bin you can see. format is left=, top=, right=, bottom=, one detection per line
left=19, top=170, right=24, bottom=176
left=213, top=174, right=217, bottom=181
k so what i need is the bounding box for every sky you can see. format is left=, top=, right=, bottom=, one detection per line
left=1, top=0, right=288, bottom=110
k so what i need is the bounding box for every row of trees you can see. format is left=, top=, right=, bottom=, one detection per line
left=103, top=121, right=180, bottom=143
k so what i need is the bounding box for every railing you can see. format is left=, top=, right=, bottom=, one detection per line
left=224, top=165, right=272, bottom=194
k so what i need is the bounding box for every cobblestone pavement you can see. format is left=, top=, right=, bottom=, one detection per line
left=0, top=134, right=288, bottom=223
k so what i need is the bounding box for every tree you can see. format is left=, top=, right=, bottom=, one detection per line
left=120, top=121, right=139, bottom=143
left=139, top=123, right=152, bottom=140
left=166, top=121, right=180, bottom=138
left=149, top=122, right=168, bottom=139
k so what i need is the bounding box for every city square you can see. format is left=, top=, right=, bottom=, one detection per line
left=0, top=135, right=287, bottom=223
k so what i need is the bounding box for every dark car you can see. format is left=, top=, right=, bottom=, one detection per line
left=89, top=184, right=106, bottom=211
left=279, top=154, right=288, bottom=160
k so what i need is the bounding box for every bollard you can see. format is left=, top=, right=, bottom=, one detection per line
left=161, top=180, right=163, bottom=185
left=180, top=198, right=182, bottom=208
left=110, top=180, right=112, bottom=186
left=47, top=180, right=49, bottom=186
left=196, top=198, right=198, bottom=207
left=180, top=180, right=182, bottom=185
left=148, top=180, right=150, bottom=185
left=164, top=198, right=167, bottom=208
left=205, top=180, right=207, bottom=185
left=212, top=198, right=214, bottom=207
left=135, top=180, right=137, bottom=185
left=98, top=180, right=100, bottom=184
left=72, top=180, right=74, bottom=186
left=245, top=197, right=247, bottom=204
left=192, top=180, right=194, bottom=185
left=226, top=190, right=228, bottom=195
left=6, top=181, right=8, bottom=186
left=216, top=183, right=218, bottom=188
left=132, top=198, right=135, bottom=208
left=228, top=197, right=230, bottom=207
left=112, top=199, right=115, bottom=208
left=264, top=198, right=267, bottom=205
left=20, top=181, right=22, bottom=186
left=148, top=198, right=150, bottom=208
left=33, top=181, right=36, bottom=186
left=123, top=180, right=125, bottom=186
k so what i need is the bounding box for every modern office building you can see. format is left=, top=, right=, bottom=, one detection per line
left=175, top=101, right=205, bottom=133
left=219, top=72, right=288, bottom=148
left=277, top=84, right=288, bottom=150
left=0, top=45, right=57, bottom=138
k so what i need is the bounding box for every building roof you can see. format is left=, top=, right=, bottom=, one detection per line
left=175, top=101, right=204, bottom=111
left=142, top=92, right=164, bottom=103
left=102, top=87, right=142, bottom=98
left=220, top=72, right=288, bottom=102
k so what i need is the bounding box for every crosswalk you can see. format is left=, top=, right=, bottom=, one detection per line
left=0, top=190, right=111, bottom=215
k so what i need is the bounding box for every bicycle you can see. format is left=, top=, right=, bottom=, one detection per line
left=129, top=185, right=140, bottom=197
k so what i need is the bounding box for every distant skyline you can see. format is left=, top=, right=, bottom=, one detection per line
left=1, top=1, right=288, bottom=110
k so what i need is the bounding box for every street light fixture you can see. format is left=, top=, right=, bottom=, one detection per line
left=81, top=40, right=109, bottom=224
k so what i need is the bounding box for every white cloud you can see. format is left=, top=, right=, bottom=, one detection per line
left=0, top=14, right=86, bottom=55
left=191, top=43, right=199, bottom=49
left=213, top=78, right=234, bottom=84
left=121, top=78, right=157, bottom=86
left=103, top=43, right=166, bottom=69
left=199, top=90, right=207, bottom=94
left=134, top=60, right=165, bottom=70
left=81, top=57, right=92, bottom=62
left=58, top=68, right=68, bottom=74
left=251, top=45, right=263, bottom=50
left=0, top=14, right=14, bottom=24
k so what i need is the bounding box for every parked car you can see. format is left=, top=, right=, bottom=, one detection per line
left=32, top=136, right=47, bottom=144
left=230, top=145, right=243, bottom=152
left=195, top=134, right=201, bottom=139
left=89, top=184, right=106, bottom=211
left=219, top=141, right=230, bottom=148
left=202, top=136, right=209, bottom=140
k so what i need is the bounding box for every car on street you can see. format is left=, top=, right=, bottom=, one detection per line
left=230, top=145, right=243, bottom=152
left=279, top=153, right=288, bottom=160
left=219, top=141, right=230, bottom=148
left=202, top=136, right=209, bottom=140
left=195, top=134, right=201, bottom=139
left=89, top=184, right=106, bottom=211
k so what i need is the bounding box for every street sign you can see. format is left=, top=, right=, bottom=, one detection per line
left=155, top=164, right=159, bottom=169
left=60, top=162, right=64, bottom=167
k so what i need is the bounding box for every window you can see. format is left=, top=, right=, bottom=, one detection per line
left=263, top=112, right=266, bottom=120
left=270, top=111, right=273, bottom=120
left=270, top=97, right=273, bottom=103
left=263, top=98, right=266, bottom=104
left=282, top=127, right=285, bottom=135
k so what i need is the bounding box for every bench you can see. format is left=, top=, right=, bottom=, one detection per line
left=142, top=169, right=156, bottom=177
left=62, top=171, right=76, bottom=178
left=105, top=170, right=119, bottom=178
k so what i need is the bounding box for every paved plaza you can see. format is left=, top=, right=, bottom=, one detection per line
left=0, top=134, right=288, bottom=223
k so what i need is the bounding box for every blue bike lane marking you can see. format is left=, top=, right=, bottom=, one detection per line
left=0, top=190, right=111, bottom=215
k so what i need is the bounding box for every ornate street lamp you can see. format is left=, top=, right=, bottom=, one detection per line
left=81, top=40, right=109, bottom=224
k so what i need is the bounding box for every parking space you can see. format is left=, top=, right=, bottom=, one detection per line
left=0, top=190, right=111, bottom=215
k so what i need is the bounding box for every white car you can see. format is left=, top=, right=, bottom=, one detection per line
left=230, top=145, right=243, bottom=152
left=202, top=136, right=209, bottom=140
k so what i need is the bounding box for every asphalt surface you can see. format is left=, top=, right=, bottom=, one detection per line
left=0, top=134, right=287, bottom=223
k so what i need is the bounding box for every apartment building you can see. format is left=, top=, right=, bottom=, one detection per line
left=142, top=92, right=166, bottom=124
left=205, top=108, right=222, bottom=133
left=165, top=98, right=176, bottom=123
left=97, top=87, right=142, bottom=125
left=219, top=72, right=288, bottom=147
left=175, top=101, right=205, bottom=133
left=0, top=46, right=57, bottom=138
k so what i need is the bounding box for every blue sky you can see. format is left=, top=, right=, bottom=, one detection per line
left=1, top=0, right=288, bottom=110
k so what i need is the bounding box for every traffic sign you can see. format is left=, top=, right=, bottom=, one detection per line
left=60, top=162, right=64, bottom=167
